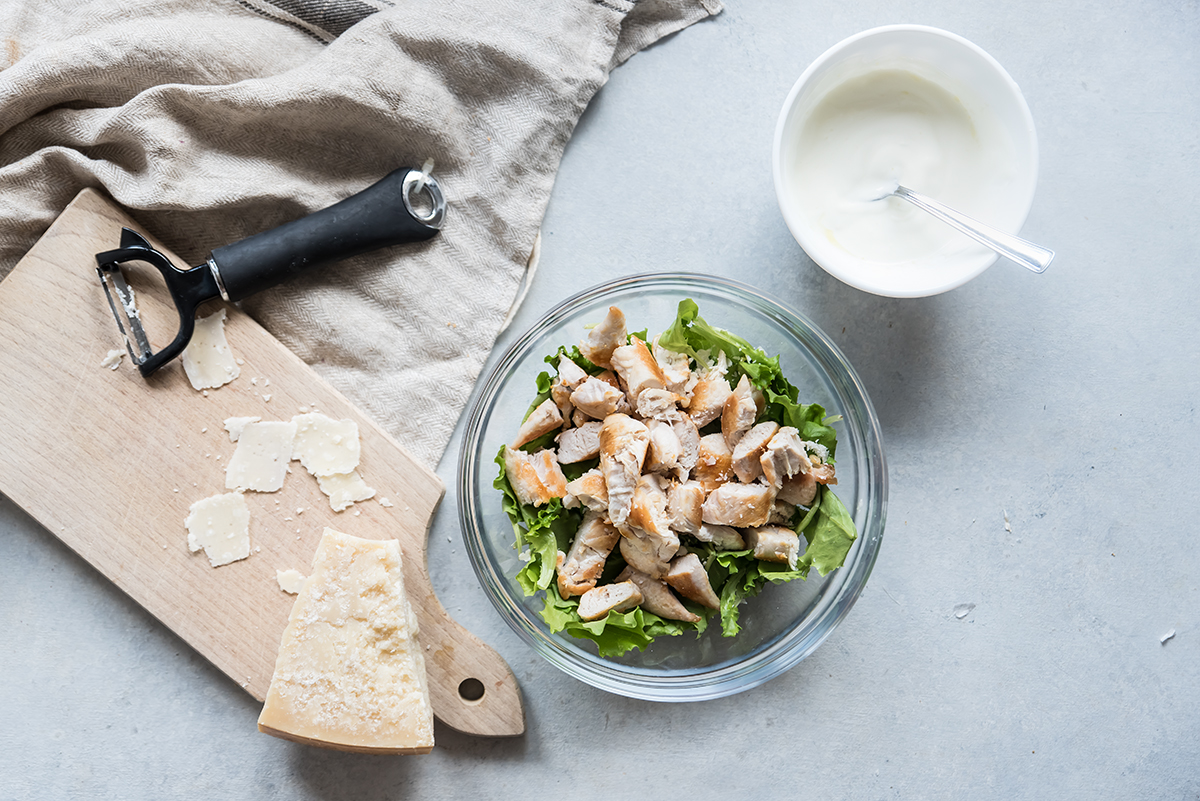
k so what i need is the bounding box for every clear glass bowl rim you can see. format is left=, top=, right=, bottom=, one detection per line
left=457, top=272, right=888, bottom=701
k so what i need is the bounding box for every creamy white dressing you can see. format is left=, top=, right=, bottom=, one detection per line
left=790, top=68, right=1016, bottom=263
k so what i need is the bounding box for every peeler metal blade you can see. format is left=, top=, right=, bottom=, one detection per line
left=97, top=263, right=153, bottom=367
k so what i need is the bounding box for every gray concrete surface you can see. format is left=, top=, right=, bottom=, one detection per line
left=2, top=1, right=1198, bottom=798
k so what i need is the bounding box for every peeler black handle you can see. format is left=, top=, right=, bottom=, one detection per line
left=209, top=167, right=444, bottom=302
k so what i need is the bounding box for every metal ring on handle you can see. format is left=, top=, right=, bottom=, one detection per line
left=402, top=170, right=447, bottom=230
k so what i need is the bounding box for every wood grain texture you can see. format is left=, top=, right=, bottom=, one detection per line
left=0, top=188, right=524, bottom=738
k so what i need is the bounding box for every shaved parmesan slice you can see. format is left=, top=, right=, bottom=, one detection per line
left=185, top=492, right=250, bottom=567
left=292, top=413, right=361, bottom=477
left=317, top=470, right=376, bottom=512
left=275, top=568, right=307, bottom=594
left=224, top=416, right=262, bottom=442
left=181, top=309, right=240, bottom=390
left=100, top=349, right=124, bottom=370
left=226, top=421, right=297, bottom=492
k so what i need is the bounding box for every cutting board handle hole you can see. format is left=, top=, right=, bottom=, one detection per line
left=458, top=677, right=485, bottom=704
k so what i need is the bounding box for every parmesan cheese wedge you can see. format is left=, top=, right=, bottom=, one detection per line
left=181, top=308, right=240, bottom=390
left=258, top=529, right=434, bottom=754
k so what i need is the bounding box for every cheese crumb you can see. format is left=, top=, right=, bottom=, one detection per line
left=275, top=568, right=307, bottom=594
left=378, top=497, right=394, bottom=508
left=263, top=393, right=272, bottom=402
left=100, top=349, right=125, bottom=370
left=181, top=309, right=240, bottom=390
left=1161, top=629, right=1176, bottom=644
left=184, top=492, right=251, bottom=567
left=225, top=421, right=297, bottom=492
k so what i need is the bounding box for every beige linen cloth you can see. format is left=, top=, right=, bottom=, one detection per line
left=0, top=0, right=720, bottom=467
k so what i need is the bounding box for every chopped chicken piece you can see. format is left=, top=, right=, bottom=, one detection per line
left=692, top=433, right=734, bottom=491
left=571, top=376, right=626, bottom=420
left=595, top=370, right=621, bottom=389
left=556, top=421, right=603, bottom=463
left=688, top=373, right=732, bottom=428
left=760, top=426, right=812, bottom=489
left=563, top=468, right=609, bottom=512
left=572, top=408, right=591, bottom=427
left=644, top=420, right=683, bottom=477
left=769, top=499, right=797, bottom=525
left=599, top=414, right=650, bottom=526
left=672, top=416, right=700, bottom=476
left=577, top=580, right=643, bottom=621
left=502, top=446, right=566, bottom=507
left=722, top=374, right=758, bottom=448
left=617, top=566, right=700, bottom=623
left=731, top=421, right=780, bottom=483
left=556, top=511, right=621, bottom=598
left=809, top=456, right=838, bottom=485
left=511, top=397, right=563, bottom=449
left=636, top=388, right=683, bottom=421
left=701, top=482, right=775, bottom=528
left=651, top=338, right=693, bottom=395
left=694, top=523, right=746, bottom=551
left=557, top=355, right=589, bottom=388
left=667, top=481, right=705, bottom=534
left=610, top=337, right=667, bottom=406
left=777, top=471, right=818, bottom=507
left=621, top=474, right=679, bottom=578
left=744, top=525, right=801, bottom=569
left=550, top=381, right=575, bottom=428
left=579, top=306, right=627, bottom=370
left=665, top=553, right=721, bottom=610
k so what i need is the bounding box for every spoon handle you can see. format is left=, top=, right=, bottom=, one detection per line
left=894, top=185, right=1054, bottom=274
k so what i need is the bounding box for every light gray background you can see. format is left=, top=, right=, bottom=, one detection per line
left=2, top=1, right=1197, bottom=798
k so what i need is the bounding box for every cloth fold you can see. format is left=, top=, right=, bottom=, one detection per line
left=0, top=0, right=720, bottom=467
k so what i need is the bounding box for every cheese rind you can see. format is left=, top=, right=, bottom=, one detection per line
left=291, top=413, right=361, bottom=477
left=225, top=421, right=297, bottom=492
left=317, top=470, right=376, bottom=512
left=184, top=492, right=251, bottom=567
left=181, top=308, right=240, bottom=390
left=258, top=528, right=434, bottom=754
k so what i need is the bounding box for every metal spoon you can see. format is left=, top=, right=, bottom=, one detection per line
left=878, top=183, right=1054, bottom=274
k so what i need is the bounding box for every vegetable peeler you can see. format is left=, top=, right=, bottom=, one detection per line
left=95, top=167, right=445, bottom=377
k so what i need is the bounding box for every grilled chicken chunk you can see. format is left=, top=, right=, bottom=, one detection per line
left=550, top=381, right=574, bottom=428
left=701, top=482, right=775, bottom=528
left=636, top=388, right=683, bottom=422
left=759, top=426, right=811, bottom=489
left=651, top=339, right=693, bottom=395
left=557, top=355, right=589, bottom=388
left=577, top=580, right=643, bottom=621
left=556, top=420, right=603, bottom=463
left=721, top=375, right=759, bottom=448
left=617, top=566, right=700, bottom=623
left=621, top=473, right=680, bottom=578
left=687, top=373, right=732, bottom=428
left=667, top=481, right=705, bottom=534
left=769, top=499, right=797, bottom=525
left=610, top=337, right=667, bottom=406
left=694, top=523, right=746, bottom=550
left=692, top=433, right=734, bottom=491
left=571, top=376, right=626, bottom=420
left=744, top=525, right=801, bottom=570
left=776, top=470, right=818, bottom=507
left=672, top=416, right=700, bottom=476
left=665, top=553, right=721, bottom=610
left=599, top=414, right=650, bottom=526
left=810, top=456, right=837, bottom=486
left=563, top=468, right=609, bottom=512
left=731, top=421, right=780, bottom=483
left=579, top=306, right=627, bottom=370
left=503, top=446, right=568, bottom=507
left=644, top=420, right=683, bottom=477
left=511, top=398, right=563, bottom=449
left=556, top=511, right=621, bottom=598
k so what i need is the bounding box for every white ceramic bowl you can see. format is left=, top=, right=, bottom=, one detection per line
left=772, top=25, right=1039, bottom=297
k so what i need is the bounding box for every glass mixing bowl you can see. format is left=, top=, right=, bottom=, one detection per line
left=458, top=273, right=887, bottom=701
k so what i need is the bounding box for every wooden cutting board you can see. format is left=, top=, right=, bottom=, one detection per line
left=0, top=188, right=524, bottom=738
